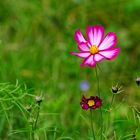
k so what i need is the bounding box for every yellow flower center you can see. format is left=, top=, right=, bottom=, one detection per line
left=88, top=100, right=95, bottom=107
left=90, top=45, right=99, bottom=54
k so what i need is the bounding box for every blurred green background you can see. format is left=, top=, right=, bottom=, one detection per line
left=0, top=0, right=140, bottom=139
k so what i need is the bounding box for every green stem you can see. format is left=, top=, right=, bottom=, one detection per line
left=90, top=109, right=96, bottom=140
left=95, top=67, right=100, bottom=97
left=107, top=89, right=115, bottom=134
left=34, top=103, right=41, bottom=130
left=28, top=110, right=34, bottom=140
left=95, top=67, right=103, bottom=140
left=31, top=103, right=41, bottom=140
left=110, top=94, right=115, bottom=109
left=31, top=123, right=35, bottom=140
left=99, top=107, right=103, bottom=140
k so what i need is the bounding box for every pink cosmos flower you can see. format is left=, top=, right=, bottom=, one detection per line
left=71, top=25, right=120, bottom=67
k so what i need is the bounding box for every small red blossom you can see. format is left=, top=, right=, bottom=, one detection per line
left=80, top=96, right=102, bottom=110
left=71, top=25, right=120, bottom=67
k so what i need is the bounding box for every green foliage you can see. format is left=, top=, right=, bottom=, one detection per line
left=0, top=0, right=140, bottom=139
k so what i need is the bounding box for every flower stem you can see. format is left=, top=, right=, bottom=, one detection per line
left=90, top=109, right=96, bottom=140
left=95, top=67, right=100, bottom=97
left=31, top=123, right=35, bottom=140
left=95, top=67, right=103, bottom=140
left=107, top=94, right=115, bottom=131
left=31, top=102, right=41, bottom=140
left=110, top=94, right=115, bottom=109
left=34, top=103, right=41, bottom=130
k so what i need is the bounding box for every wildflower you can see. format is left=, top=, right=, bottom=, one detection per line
left=80, top=80, right=90, bottom=91
left=136, top=77, right=140, bottom=86
left=80, top=96, right=102, bottom=110
left=111, top=84, right=123, bottom=94
left=71, top=25, right=120, bottom=67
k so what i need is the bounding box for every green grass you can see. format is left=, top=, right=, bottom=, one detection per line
left=0, top=0, right=140, bottom=139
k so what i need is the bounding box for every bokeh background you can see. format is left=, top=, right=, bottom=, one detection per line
left=0, top=0, right=140, bottom=139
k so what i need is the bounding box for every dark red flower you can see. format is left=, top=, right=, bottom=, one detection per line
left=80, top=96, right=102, bottom=110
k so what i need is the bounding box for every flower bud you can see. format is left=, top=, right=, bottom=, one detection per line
left=35, top=96, right=43, bottom=104
left=25, top=105, right=32, bottom=112
left=111, top=84, right=123, bottom=94
left=112, top=86, right=118, bottom=93
left=136, top=77, right=140, bottom=86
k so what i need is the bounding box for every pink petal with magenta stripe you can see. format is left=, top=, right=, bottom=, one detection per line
left=78, top=42, right=90, bottom=52
left=70, top=52, right=90, bottom=58
left=94, top=54, right=105, bottom=62
left=81, top=55, right=96, bottom=67
left=99, top=48, right=120, bottom=60
left=86, top=25, right=104, bottom=46
left=74, top=29, right=87, bottom=44
left=98, top=32, right=117, bottom=51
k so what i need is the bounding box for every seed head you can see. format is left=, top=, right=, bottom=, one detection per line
left=25, top=105, right=32, bottom=112
left=112, top=86, right=118, bottom=93
left=136, top=77, right=140, bottom=86
left=35, top=96, right=43, bottom=104
left=111, top=84, right=123, bottom=94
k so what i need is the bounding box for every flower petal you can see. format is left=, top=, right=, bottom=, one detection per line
left=99, top=48, right=120, bottom=60
left=98, top=32, right=117, bottom=51
left=78, top=42, right=90, bottom=52
left=81, top=103, right=89, bottom=110
left=80, top=55, right=96, bottom=67
left=70, top=52, right=90, bottom=58
left=94, top=54, right=105, bottom=62
left=86, top=25, right=104, bottom=46
left=74, top=29, right=87, bottom=44
left=91, top=96, right=102, bottom=109
left=81, top=96, right=87, bottom=102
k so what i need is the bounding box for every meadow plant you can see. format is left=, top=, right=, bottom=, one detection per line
left=70, top=24, right=136, bottom=139
left=0, top=23, right=139, bottom=139
left=0, top=81, right=45, bottom=140
left=0, top=1, right=140, bottom=140
left=70, top=24, right=140, bottom=139
left=0, top=82, right=33, bottom=139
